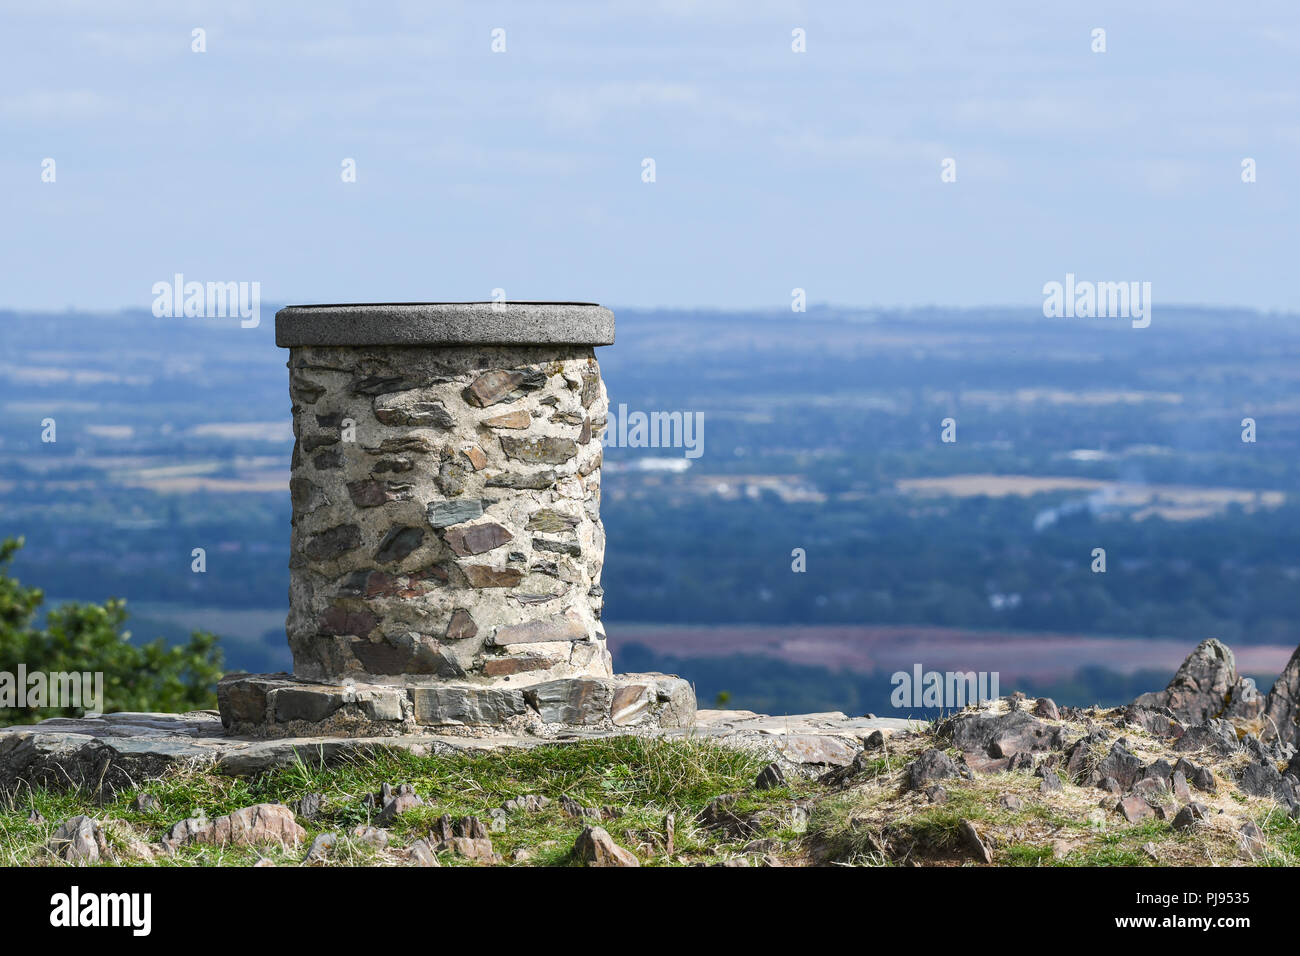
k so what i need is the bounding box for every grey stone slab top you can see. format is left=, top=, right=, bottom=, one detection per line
left=275, top=302, right=615, bottom=348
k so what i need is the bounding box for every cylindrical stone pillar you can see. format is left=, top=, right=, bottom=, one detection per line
left=218, top=303, right=694, bottom=737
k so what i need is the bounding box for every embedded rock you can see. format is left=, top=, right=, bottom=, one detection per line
left=47, top=815, right=109, bottom=863
left=574, top=826, right=639, bottom=867
left=939, top=709, right=1064, bottom=759
left=171, top=803, right=307, bottom=848
left=907, top=748, right=964, bottom=790
left=1092, top=742, right=1145, bottom=790
left=1171, top=802, right=1211, bottom=831
left=1174, top=719, right=1241, bottom=756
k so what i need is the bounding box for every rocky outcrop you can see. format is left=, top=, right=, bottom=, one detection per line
left=1262, top=645, right=1300, bottom=747
left=1133, top=638, right=1261, bottom=725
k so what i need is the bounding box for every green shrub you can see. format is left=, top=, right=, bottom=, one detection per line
left=0, top=537, right=223, bottom=725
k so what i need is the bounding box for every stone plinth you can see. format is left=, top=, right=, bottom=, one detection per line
left=218, top=303, right=695, bottom=737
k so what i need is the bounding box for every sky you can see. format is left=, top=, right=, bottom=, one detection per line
left=3, top=0, right=1299, bottom=313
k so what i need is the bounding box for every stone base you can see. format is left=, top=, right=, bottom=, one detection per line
left=217, top=671, right=697, bottom=739
left=0, top=708, right=916, bottom=794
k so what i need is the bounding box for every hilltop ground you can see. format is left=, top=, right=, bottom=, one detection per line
left=4, top=689, right=1297, bottom=867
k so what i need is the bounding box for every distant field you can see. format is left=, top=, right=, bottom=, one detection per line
left=606, top=623, right=1294, bottom=685
left=896, top=474, right=1286, bottom=521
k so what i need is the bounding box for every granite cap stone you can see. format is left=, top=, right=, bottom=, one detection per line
left=275, top=302, right=615, bottom=348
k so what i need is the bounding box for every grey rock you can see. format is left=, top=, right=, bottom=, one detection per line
left=533, top=537, right=582, bottom=557
left=1122, top=705, right=1185, bottom=739
left=1037, top=768, right=1064, bottom=793
left=1034, top=697, right=1060, bottom=720
left=1139, top=759, right=1175, bottom=784
left=304, top=832, right=337, bottom=863
left=47, top=815, right=108, bottom=863
left=485, top=470, right=557, bottom=490
left=1171, top=802, right=1211, bottom=831
left=1116, top=794, right=1155, bottom=823
left=1173, top=757, right=1217, bottom=793
left=375, top=526, right=424, bottom=564
left=493, top=611, right=587, bottom=646
left=573, top=826, right=639, bottom=867
left=940, top=710, right=1064, bottom=758
left=373, top=390, right=454, bottom=428
left=501, top=794, right=550, bottom=813
left=500, top=435, right=578, bottom=465
left=1093, top=742, right=1145, bottom=790
left=907, top=748, right=963, bottom=790
left=1132, top=777, right=1168, bottom=801
left=863, top=729, right=890, bottom=750
left=436, top=454, right=472, bottom=496
left=271, top=686, right=346, bottom=724
left=1174, top=719, right=1241, bottom=756
left=411, top=686, right=529, bottom=725
left=958, top=819, right=993, bottom=864
left=406, top=837, right=441, bottom=866
left=526, top=509, right=581, bottom=533
left=1237, top=821, right=1267, bottom=860
left=171, top=803, right=307, bottom=848
left=524, top=679, right=612, bottom=726
left=1262, top=644, right=1300, bottom=747
left=1236, top=761, right=1286, bottom=800
left=1171, top=770, right=1192, bottom=803
left=755, top=763, right=786, bottom=791
left=304, top=524, right=362, bottom=562
left=293, top=792, right=325, bottom=821
left=376, top=784, right=424, bottom=826
left=426, top=499, right=484, bottom=528
left=352, top=824, right=389, bottom=848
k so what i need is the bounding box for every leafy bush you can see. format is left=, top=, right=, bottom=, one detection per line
left=0, top=537, right=223, bottom=725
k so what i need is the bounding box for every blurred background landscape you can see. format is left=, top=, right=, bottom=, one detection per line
left=5, top=2, right=1299, bottom=720
left=3, top=303, right=1296, bottom=716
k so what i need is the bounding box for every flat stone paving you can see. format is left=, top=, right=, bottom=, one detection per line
left=0, top=710, right=920, bottom=787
